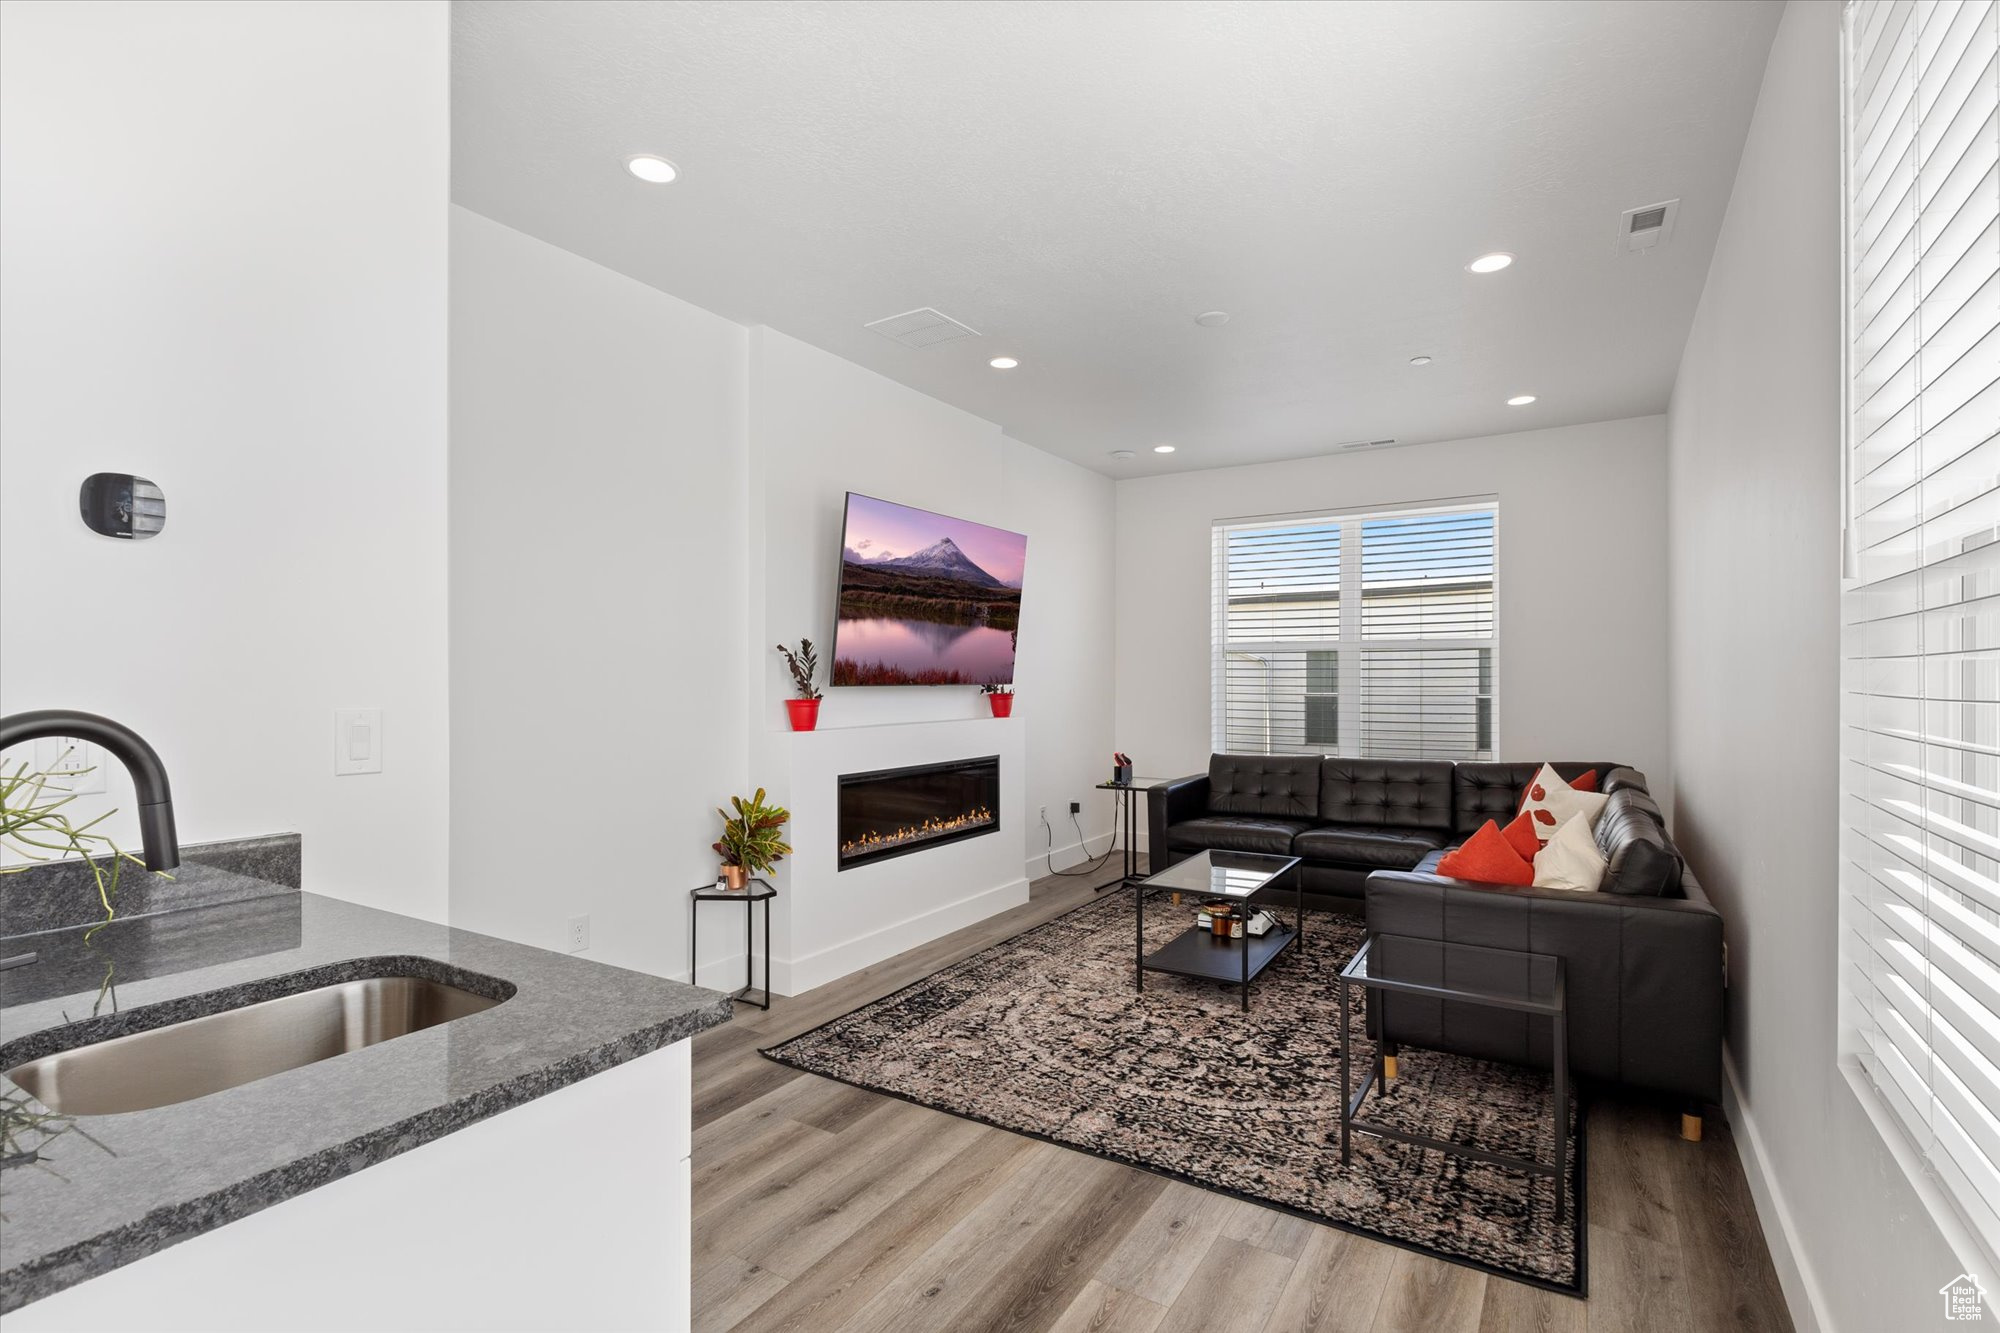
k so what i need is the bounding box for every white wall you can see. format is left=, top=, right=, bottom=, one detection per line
left=0, top=0, right=451, bottom=919
left=1113, top=416, right=1672, bottom=790
left=745, top=327, right=1119, bottom=880
left=1666, top=4, right=1960, bottom=1331
left=448, top=239, right=1115, bottom=985
left=448, top=207, right=749, bottom=979
left=1006, top=435, right=1120, bottom=873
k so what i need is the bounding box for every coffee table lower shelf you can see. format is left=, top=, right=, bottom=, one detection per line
left=1138, top=924, right=1296, bottom=1010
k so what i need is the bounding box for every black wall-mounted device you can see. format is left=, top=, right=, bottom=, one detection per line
left=79, top=473, right=166, bottom=540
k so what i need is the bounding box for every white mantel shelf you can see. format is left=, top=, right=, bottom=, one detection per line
left=778, top=714, right=1017, bottom=736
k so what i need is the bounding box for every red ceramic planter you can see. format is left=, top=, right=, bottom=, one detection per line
left=785, top=698, right=821, bottom=731
left=988, top=694, right=1014, bottom=718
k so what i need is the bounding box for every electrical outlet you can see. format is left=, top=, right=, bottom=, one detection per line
left=1069, top=800, right=1081, bottom=816
left=567, top=915, right=590, bottom=953
left=32, top=737, right=106, bottom=794
left=1039, top=805, right=1048, bottom=824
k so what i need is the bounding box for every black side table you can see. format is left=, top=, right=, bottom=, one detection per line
left=689, top=878, right=775, bottom=1010
left=1336, top=933, right=1569, bottom=1220
left=1093, top=777, right=1167, bottom=892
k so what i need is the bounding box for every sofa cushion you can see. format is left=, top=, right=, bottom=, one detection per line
left=1207, top=754, right=1321, bottom=819
left=1452, top=760, right=1615, bottom=836
left=1601, top=766, right=1651, bottom=797
left=1316, top=759, right=1454, bottom=831
left=1532, top=810, right=1609, bottom=892
left=1499, top=811, right=1544, bottom=861
left=1520, top=763, right=1610, bottom=838
left=1166, top=815, right=1313, bottom=856
left=1607, top=786, right=1667, bottom=827
left=1437, top=820, right=1534, bottom=886
left=1595, top=791, right=1682, bottom=897
left=1292, top=824, right=1446, bottom=870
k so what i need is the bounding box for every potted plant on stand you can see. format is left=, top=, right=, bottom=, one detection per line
left=776, top=639, right=822, bottom=731
left=713, top=788, right=792, bottom=890
left=982, top=683, right=1014, bottom=718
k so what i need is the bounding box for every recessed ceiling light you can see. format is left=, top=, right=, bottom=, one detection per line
left=1409, top=355, right=1434, bottom=366
left=1507, top=394, right=1537, bottom=406
left=625, top=154, right=679, bottom=184
left=1153, top=444, right=1176, bottom=454
left=1466, top=252, right=1514, bottom=274
left=989, top=356, right=1019, bottom=370
left=1109, top=450, right=1137, bottom=461
left=1194, top=311, right=1230, bottom=327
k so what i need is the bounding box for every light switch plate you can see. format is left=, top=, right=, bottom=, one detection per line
left=334, top=708, right=382, bottom=776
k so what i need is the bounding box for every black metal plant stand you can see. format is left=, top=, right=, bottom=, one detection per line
left=689, top=878, right=775, bottom=1010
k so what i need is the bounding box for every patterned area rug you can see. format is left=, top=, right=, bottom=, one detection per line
left=763, top=890, right=1585, bottom=1294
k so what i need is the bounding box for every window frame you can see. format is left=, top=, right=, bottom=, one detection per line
left=1838, top=0, right=2000, bottom=1279
left=1210, top=496, right=1501, bottom=762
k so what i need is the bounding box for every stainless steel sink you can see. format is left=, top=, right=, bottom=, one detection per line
left=4, top=975, right=506, bottom=1116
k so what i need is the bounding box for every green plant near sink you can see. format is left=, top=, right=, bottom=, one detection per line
left=1, top=754, right=146, bottom=938
left=713, top=788, right=791, bottom=891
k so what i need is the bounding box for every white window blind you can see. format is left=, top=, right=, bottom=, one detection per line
left=1841, top=0, right=2000, bottom=1261
left=1213, top=502, right=1497, bottom=760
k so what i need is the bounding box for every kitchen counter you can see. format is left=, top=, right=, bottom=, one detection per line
left=0, top=885, right=734, bottom=1313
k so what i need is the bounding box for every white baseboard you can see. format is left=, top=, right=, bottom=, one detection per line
left=776, top=877, right=1029, bottom=996
left=674, top=951, right=756, bottom=994
left=1723, top=1049, right=1832, bottom=1333
left=1027, top=827, right=1119, bottom=882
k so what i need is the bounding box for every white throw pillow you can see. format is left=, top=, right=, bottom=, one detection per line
left=1533, top=810, right=1608, bottom=892
left=1519, top=763, right=1608, bottom=842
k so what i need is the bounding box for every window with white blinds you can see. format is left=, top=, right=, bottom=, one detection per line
left=1213, top=502, right=1497, bottom=761
left=1841, top=0, right=2000, bottom=1260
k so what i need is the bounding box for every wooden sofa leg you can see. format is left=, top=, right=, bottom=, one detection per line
left=1383, top=1055, right=1398, bottom=1080
left=1681, top=1107, right=1703, bottom=1143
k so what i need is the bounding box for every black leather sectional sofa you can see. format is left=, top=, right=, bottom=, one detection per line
left=1147, top=754, right=1724, bottom=1107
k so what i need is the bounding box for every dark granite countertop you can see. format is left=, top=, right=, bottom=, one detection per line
left=0, top=883, right=734, bottom=1312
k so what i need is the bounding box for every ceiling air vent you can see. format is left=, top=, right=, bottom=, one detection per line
left=864, top=307, right=981, bottom=349
left=1618, top=198, right=1680, bottom=253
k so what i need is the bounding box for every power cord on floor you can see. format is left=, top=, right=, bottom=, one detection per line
left=1043, top=808, right=1117, bottom=878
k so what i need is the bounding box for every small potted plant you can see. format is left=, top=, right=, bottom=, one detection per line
left=775, top=639, right=823, bottom=730
left=713, top=788, right=791, bottom=890
left=981, top=682, right=1014, bottom=718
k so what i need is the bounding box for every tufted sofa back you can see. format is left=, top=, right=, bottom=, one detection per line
left=1449, top=760, right=1616, bottom=836
left=1316, top=760, right=1454, bottom=831
left=1206, top=754, right=1321, bottom=819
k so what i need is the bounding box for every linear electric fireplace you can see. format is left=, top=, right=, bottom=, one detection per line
left=837, top=755, right=1000, bottom=869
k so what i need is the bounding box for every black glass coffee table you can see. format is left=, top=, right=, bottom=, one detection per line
left=1135, top=850, right=1302, bottom=1012
left=1336, top=933, right=1569, bottom=1220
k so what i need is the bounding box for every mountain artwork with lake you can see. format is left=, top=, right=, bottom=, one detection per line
left=832, top=494, right=1027, bottom=687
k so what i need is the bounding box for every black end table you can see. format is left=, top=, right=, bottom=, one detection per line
left=1336, top=933, right=1568, bottom=1220
left=1094, top=777, right=1169, bottom=892
left=689, top=879, right=774, bottom=1010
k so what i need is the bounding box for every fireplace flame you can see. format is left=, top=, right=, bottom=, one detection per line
left=840, top=805, right=996, bottom=859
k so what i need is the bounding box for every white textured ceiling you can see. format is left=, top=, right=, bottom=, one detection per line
left=451, top=0, right=1784, bottom=475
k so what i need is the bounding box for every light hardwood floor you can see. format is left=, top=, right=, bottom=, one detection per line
left=691, top=866, right=1794, bottom=1333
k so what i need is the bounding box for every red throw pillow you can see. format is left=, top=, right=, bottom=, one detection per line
left=1518, top=766, right=1600, bottom=810
left=1500, top=810, right=1543, bottom=860
left=1437, top=819, right=1534, bottom=886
